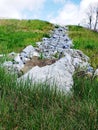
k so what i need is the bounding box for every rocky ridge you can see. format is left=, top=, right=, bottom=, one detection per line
left=2, top=26, right=96, bottom=92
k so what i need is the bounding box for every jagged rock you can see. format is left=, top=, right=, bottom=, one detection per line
left=8, top=52, right=17, bottom=57
left=20, top=45, right=39, bottom=59
left=3, top=45, right=39, bottom=74
left=94, top=69, right=98, bottom=77
left=3, top=61, right=13, bottom=68
left=18, top=49, right=89, bottom=92
left=0, top=54, right=4, bottom=58
left=85, top=72, right=93, bottom=78
left=38, top=26, right=74, bottom=58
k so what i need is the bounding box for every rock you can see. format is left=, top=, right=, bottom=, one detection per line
left=86, top=65, right=94, bottom=73
left=20, top=45, right=36, bottom=59
left=21, top=56, right=57, bottom=74
left=3, top=61, right=13, bottom=68
left=0, top=54, right=4, bottom=58
left=18, top=49, right=89, bottom=93
left=38, top=26, right=74, bottom=58
left=85, top=72, right=93, bottom=78
left=14, top=54, right=23, bottom=64
left=3, top=60, right=24, bottom=73
left=94, top=69, right=98, bottom=77
left=18, top=57, right=74, bottom=93
left=8, top=52, right=16, bottom=57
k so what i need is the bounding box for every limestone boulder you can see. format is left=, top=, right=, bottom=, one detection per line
left=18, top=49, right=89, bottom=93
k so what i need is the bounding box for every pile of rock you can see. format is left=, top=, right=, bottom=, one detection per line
left=37, top=26, right=73, bottom=58
left=19, top=49, right=90, bottom=92
left=3, top=45, right=39, bottom=73
left=2, top=25, right=97, bottom=93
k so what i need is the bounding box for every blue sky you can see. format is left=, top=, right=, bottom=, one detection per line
left=0, top=0, right=98, bottom=25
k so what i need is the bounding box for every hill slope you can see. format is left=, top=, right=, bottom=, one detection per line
left=68, top=25, right=98, bottom=68
left=0, top=19, right=54, bottom=53
left=0, top=20, right=98, bottom=130
left=0, top=20, right=98, bottom=67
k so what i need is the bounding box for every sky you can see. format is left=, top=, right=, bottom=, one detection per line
left=0, top=0, right=98, bottom=25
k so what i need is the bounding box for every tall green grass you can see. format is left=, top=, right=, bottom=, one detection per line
left=68, top=25, right=98, bottom=68
left=0, top=66, right=97, bottom=130
left=0, top=19, right=53, bottom=53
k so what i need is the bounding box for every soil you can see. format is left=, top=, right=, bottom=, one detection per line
left=21, top=56, right=57, bottom=73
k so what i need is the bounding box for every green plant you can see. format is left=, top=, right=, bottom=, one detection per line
left=85, top=44, right=95, bottom=50
left=39, top=52, right=44, bottom=59
left=53, top=52, right=59, bottom=58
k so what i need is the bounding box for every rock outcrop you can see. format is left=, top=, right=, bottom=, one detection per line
left=2, top=26, right=93, bottom=92
left=19, top=49, right=90, bottom=92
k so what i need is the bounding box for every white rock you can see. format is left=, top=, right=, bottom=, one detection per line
left=14, top=54, right=23, bottom=64
left=13, top=64, right=24, bottom=72
left=33, top=51, right=40, bottom=57
left=94, top=69, right=98, bottom=77
left=3, top=61, right=13, bottom=67
left=18, top=57, right=74, bottom=93
left=22, top=45, right=34, bottom=53
left=0, top=54, right=4, bottom=58
left=18, top=50, right=89, bottom=93
left=8, top=52, right=17, bottom=57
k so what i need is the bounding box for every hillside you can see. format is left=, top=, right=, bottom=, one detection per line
left=0, top=19, right=98, bottom=130
left=0, top=19, right=98, bottom=68
left=68, top=25, right=98, bottom=68
left=0, top=19, right=54, bottom=53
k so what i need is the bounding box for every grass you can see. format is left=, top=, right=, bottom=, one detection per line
left=0, top=19, right=54, bottom=53
left=0, top=65, right=98, bottom=130
left=68, top=25, right=98, bottom=68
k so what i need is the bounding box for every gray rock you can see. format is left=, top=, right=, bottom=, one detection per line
left=0, top=54, right=4, bottom=58
left=18, top=58, right=74, bottom=93
left=94, top=69, right=98, bottom=77
left=37, top=26, right=74, bottom=59
left=8, top=52, right=17, bottom=57
left=14, top=54, right=23, bottom=64
left=86, top=65, right=94, bottom=73
left=3, top=61, right=13, bottom=67
left=20, top=45, right=35, bottom=59
left=18, top=49, right=89, bottom=93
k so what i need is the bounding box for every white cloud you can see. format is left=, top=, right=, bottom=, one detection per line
left=50, top=1, right=79, bottom=25
left=80, top=0, right=98, bottom=10
left=53, top=0, right=65, bottom=4
left=0, top=0, right=98, bottom=25
left=49, top=0, right=98, bottom=25
left=0, top=0, right=46, bottom=19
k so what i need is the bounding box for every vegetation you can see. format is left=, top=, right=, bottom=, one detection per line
left=68, top=25, right=98, bottom=68
left=0, top=19, right=53, bottom=53
left=0, top=20, right=98, bottom=129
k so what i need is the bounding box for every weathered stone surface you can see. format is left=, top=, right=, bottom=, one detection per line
left=0, top=54, right=4, bottom=58
left=3, top=45, right=39, bottom=74
left=19, top=58, right=74, bottom=92
left=38, top=26, right=74, bottom=59
left=18, top=49, right=89, bottom=92
left=94, top=69, right=98, bottom=77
